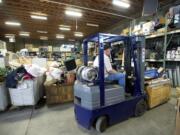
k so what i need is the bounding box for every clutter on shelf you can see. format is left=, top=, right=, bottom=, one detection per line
left=167, top=47, right=180, bottom=60
left=168, top=5, right=180, bottom=29
left=144, top=67, right=164, bottom=80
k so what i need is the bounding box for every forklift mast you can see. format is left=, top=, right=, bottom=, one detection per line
left=83, top=33, right=145, bottom=106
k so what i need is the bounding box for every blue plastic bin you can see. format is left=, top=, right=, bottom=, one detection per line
left=144, top=69, right=159, bottom=79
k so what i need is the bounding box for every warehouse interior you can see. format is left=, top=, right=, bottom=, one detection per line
left=0, top=0, right=180, bottom=135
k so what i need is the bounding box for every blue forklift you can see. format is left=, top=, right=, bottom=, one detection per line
left=74, top=33, right=147, bottom=132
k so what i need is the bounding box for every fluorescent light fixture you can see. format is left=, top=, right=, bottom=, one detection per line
left=5, top=21, right=21, bottom=26
left=59, top=25, right=71, bottom=28
left=56, top=34, right=65, bottom=39
left=74, top=32, right=83, bottom=37
left=40, top=36, right=48, bottom=40
left=69, top=39, right=75, bottom=42
left=65, top=9, right=82, bottom=17
left=5, top=34, right=15, bottom=38
left=19, top=32, right=30, bottom=37
left=86, top=23, right=99, bottom=27
left=9, top=37, right=15, bottom=43
left=37, top=30, right=48, bottom=34
left=5, top=34, right=15, bottom=42
left=31, top=15, right=47, bottom=20
left=112, top=0, right=130, bottom=8
left=59, top=27, right=71, bottom=31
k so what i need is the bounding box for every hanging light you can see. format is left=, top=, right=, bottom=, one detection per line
left=31, top=15, right=47, bottom=20
left=112, top=0, right=130, bottom=8
left=74, top=32, right=83, bottom=37
left=5, top=21, right=21, bottom=26
left=19, top=32, right=30, bottom=37
left=56, top=34, right=65, bottom=39
left=65, top=8, right=82, bottom=17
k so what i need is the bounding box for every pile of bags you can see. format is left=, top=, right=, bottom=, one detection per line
left=6, top=64, right=46, bottom=89
left=44, top=61, right=76, bottom=86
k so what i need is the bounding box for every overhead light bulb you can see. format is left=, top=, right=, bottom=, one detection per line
left=86, top=23, right=99, bottom=27
left=0, top=0, right=2, bottom=3
left=112, top=0, right=130, bottom=8
left=40, top=36, right=48, bottom=40
left=37, top=30, right=48, bottom=34
left=5, top=34, right=15, bottom=38
left=56, top=34, right=65, bottom=39
left=74, top=32, right=83, bottom=37
left=59, top=27, right=71, bottom=31
left=19, top=32, right=30, bottom=37
left=65, top=10, right=82, bottom=17
left=5, top=21, right=21, bottom=26
left=69, top=39, right=75, bottom=42
left=59, top=25, right=71, bottom=28
left=31, top=15, right=47, bottom=20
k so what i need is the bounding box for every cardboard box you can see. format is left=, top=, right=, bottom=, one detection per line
left=175, top=98, right=180, bottom=135
left=45, top=84, right=74, bottom=105
left=146, top=80, right=171, bottom=108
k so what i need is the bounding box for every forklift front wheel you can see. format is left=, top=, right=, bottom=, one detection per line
left=95, top=116, right=108, bottom=132
left=135, top=99, right=147, bottom=117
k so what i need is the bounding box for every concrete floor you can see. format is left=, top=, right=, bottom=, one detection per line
left=0, top=98, right=177, bottom=135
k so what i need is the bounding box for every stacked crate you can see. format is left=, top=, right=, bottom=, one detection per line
left=45, top=84, right=74, bottom=105
left=145, top=79, right=171, bottom=108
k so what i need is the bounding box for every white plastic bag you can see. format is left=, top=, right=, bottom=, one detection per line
left=25, top=64, right=46, bottom=77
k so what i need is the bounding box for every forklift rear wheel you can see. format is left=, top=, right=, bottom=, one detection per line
left=95, top=116, right=108, bottom=132
left=135, top=99, right=147, bottom=117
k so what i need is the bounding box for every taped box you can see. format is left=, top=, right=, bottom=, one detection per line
left=45, top=84, right=73, bottom=105
left=145, top=79, right=171, bottom=108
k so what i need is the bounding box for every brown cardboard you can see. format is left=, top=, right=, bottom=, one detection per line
left=45, top=84, right=74, bottom=105
left=146, top=82, right=171, bottom=108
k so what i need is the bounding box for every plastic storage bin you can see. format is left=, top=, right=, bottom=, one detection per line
left=145, top=69, right=159, bottom=79
left=0, top=82, right=9, bottom=111
left=9, top=76, right=43, bottom=106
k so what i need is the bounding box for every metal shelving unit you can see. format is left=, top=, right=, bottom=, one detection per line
left=145, top=59, right=164, bottom=62
left=145, top=15, right=180, bottom=69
